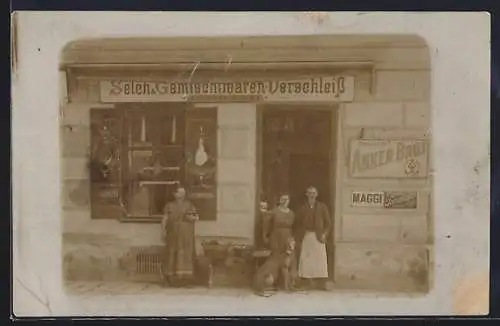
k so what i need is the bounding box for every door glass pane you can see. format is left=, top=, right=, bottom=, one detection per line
left=126, top=150, right=153, bottom=216
left=156, top=148, right=183, bottom=180
left=121, top=104, right=188, bottom=221
left=261, top=109, right=332, bottom=210
left=151, top=184, right=168, bottom=216
left=128, top=150, right=153, bottom=177
left=128, top=112, right=156, bottom=147
left=159, top=113, right=185, bottom=145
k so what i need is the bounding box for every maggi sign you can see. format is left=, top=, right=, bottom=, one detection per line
left=349, top=140, right=429, bottom=178
left=351, top=191, right=418, bottom=209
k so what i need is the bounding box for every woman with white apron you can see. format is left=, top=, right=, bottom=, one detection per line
left=294, top=186, right=331, bottom=290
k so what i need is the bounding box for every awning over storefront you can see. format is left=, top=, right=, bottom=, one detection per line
left=60, top=35, right=428, bottom=69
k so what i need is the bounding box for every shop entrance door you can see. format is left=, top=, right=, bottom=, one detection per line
left=288, top=154, right=330, bottom=212
left=258, top=105, right=336, bottom=279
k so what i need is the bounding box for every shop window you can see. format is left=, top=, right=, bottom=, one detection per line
left=89, top=108, right=123, bottom=219
left=89, top=104, right=217, bottom=222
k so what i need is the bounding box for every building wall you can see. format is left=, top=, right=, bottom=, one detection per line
left=198, top=103, right=256, bottom=242
left=333, top=69, right=432, bottom=292
left=61, top=38, right=432, bottom=290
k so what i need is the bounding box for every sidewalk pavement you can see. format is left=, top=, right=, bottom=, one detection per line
left=65, top=281, right=286, bottom=297
left=65, top=281, right=318, bottom=297
left=64, top=281, right=420, bottom=298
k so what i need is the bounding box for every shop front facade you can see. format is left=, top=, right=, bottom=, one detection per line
left=61, top=35, right=432, bottom=292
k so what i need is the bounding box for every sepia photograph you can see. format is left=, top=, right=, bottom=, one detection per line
left=60, top=34, right=433, bottom=295
left=12, top=12, right=490, bottom=316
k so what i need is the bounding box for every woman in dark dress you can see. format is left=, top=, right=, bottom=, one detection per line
left=265, top=194, right=295, bottom=256
left=160, top=186, right=199, bottom=287
left=258, top=193, right=297, bottom=292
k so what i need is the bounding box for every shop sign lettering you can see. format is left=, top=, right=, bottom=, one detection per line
left=100, top=76, right=355, bottom=102
left=351, top=191, right=418, bottom=209
left=349, top=140, right=428, bottom=178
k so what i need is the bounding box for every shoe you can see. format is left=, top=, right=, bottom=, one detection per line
left=290, top=284, right=308, bottom=293
left=288, top=287, right=306, bottom=294
left=255, top=290, right=276, bottom=297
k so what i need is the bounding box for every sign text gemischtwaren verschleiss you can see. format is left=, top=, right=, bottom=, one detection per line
left=100, top=76, right=355, bottom=102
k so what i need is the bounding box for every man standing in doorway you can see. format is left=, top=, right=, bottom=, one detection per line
left=294, top=186, right=331, bottom=290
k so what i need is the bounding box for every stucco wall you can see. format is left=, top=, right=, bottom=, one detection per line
left=197, top=103, right=256, bottom=241
left=61, top=38, right=432, bottom=290
left=333, top=68, right=432, bottom=292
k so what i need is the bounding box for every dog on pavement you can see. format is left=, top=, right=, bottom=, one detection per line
left=253, top=237, right=298, bottom=296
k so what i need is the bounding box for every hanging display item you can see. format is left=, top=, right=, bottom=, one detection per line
left=185, top=107, right=218, bottom=221
left=89, top=109, right=124, bottom=219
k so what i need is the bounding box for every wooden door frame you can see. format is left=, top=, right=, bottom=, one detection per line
left=255, top=103, right=339, bottom=279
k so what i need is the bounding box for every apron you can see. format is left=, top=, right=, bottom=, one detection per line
left=298, top=231, right=328, bottom=278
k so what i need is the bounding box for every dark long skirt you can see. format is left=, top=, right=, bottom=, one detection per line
left=163, top=220, right=196, bottom=285
left=269, top=227, right=293, bottom=255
